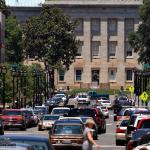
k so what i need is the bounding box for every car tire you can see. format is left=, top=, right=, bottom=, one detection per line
left=98, top=127, right=101, bottom=134
left=38, top=127, right=43, bottom=131
left=102, top=124, right=106, bottom=133
left=116, top=140, right=120, bottom=146
left=20, top=125, right=26, bottom=131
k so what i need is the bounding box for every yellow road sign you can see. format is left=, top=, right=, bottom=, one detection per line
left=140, top=91, right=149, bottom=102
left=129, top=85, right=134, bottom=93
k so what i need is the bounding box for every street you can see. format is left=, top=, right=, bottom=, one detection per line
left=4, top=110, right=125, bottom=150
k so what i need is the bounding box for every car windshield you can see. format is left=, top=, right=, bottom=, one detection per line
left=78, top=95, right=87, bottom=98
left=53, top=109, right=69, bottom=115
left=132, top=130, right=150, bottom=140
left=22, top=111, right=33, bottom=115
left=141, top=120, right=150, bottom=128
left=3, top=111, right=22, bottom=116
left=120, top=120, right=130, bottom=127
left=54, top=125, right=82, bottom=134
left=102, top=100, right=110, bottom=103
left=55, top=95, right=64, bottom=98
left=99, top=97, right=107, bottom=100
left=43, top=116, right=59, bottom=120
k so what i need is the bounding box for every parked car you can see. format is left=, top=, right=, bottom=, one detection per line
left=50, top=119, right=83, bottom=150
left=51, top=107, right=70, bottom=116
left=0, top=109, right=26, bottom=130
left=38, top=115, right=60, bottom=131
left=0, top=134, right=53, bottom=150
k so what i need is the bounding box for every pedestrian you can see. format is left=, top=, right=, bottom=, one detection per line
left=82, top=119, right=100, bottom=150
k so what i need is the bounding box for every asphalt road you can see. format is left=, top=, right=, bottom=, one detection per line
left=4, top=110, right=125, bottom=150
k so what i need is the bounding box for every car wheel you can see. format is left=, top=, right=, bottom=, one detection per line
left=102, top=124, right=106, bottom=133
left=98, top=127, right=101, bottom=134
left=20, top=125, right=26, bottom=131
left=38, top=127, right=43, bottom=131
left=116, top=140, right=120, bottom=145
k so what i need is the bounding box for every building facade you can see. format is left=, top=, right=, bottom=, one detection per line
left=44, top=0, right=143, bottom=89
left=0, top=12, right=5, bottom=63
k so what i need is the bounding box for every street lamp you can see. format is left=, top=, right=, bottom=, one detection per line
left=11, top=69, right=16, bottom=108
left=0, top=66, right=7, bottom=109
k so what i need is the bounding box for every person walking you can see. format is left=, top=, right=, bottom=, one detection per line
left=82, top=119, right=100, bottom=150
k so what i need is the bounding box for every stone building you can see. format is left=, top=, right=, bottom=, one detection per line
left=44, top=0, right=143, bottom=89
left=0, top=12, right=5, bottom=63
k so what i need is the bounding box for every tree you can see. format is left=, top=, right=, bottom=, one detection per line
left=23, top=7, right=79, bottom=95
left=5, top=16, right=24, bottom=63
left=129, top=0, right=150, bottom=64
left=0, top=0, right=10, bottom=17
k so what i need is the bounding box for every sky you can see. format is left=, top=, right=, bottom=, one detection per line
left=5, top=0, right=45, bottom=7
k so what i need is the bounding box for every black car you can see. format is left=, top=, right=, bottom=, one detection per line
left=126, top=128, right=150, bottom=150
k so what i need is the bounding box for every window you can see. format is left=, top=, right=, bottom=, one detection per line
left=109, top=41, right=117, bottom=57
left=59, top=70, right=65, bottom=81
left=91, top=18, right=100, bottom=35
left=75, top=70, right=82, bottom=81
left=91, top=70, right=99, bottom=83
left=77, top=41, right=83, bottom=56
left=126, top=69, right=133, bottom=81
left=125, top=18, right=134, bottom=37
left=125, top=42, right=132, bottom=56
left=91, top=41, right=100, bottom=57
left=108, top=19, right=117, bottom=36
left=75, top=18, right=83, bottom=35
left=109, top=69, right=117, bottom=81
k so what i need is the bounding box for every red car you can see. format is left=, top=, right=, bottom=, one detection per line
left=0, top=109, right=26, bottom=130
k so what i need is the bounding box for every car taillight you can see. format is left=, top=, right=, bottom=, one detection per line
left=116, top=128, right=126, bottom=133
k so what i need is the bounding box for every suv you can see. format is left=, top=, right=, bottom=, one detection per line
left=67, top=107, right=106, bottom=133
left=0, top=109, right=26, bottom=130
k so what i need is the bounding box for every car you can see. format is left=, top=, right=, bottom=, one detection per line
left=21, top=109, right=39, bottom=127
left=75, top=93, right=90, bottom=104
left=100, top=100, right=112, bottom=109
left=0, top=135, right=53, bottom=150
left=0, top=109, right=26, bottom=130
left=126, top=128, right=150, bottom=150
left=50, top=119, right=83, bottom=150
left=115, top=116, right=130, bottom=145
left=46, top=97, right=62, bottom=107
left=98, top=106, right=109, bottom=118
left=53, top=93, right=68, bottom=105
left=34, top=106, right=49, bottom=114
left=51, top=107, right=70, bottom=116
left=38, top=115, right=60, bottom=130
left=67, top=107, right=106, bottom=133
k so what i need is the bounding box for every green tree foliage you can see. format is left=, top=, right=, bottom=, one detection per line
left=23, top=7, right=79, bottom=69
left=5, top=16, right=24, bottom=63
left=0, top=0, right=10, bottom=17
left=129, top=0, right=150, bottom=64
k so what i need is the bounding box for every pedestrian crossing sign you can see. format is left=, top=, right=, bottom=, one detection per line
left=129, top=85, right=134, bottom=93
left=140, top=91, right=149, bottom=102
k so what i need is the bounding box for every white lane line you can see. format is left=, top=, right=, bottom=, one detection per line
left=106, top=123, right=112, bottom=126
left=93, top=145, right=124, bottom=148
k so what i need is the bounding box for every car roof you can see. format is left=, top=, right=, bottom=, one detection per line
left=55, top=119, right=83, bottom=124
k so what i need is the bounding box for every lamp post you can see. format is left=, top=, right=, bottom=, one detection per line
left=11, top=70, right=16, bottom=108
left=0, top=66, right=7, bottom=109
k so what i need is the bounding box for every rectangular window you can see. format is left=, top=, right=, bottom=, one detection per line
left=108, top=19, right=118, bottom=36
left=125, top=18, right=134, bottom=37
left=126, top=69, right=133, bottom=81
left=91, top=70, right=99, bottom=83
left=75, top=70, right=82, bottom=81
left=109, top=41, right=117, bottom=57
left=109, top=69, right=117, bottom=81
left=125, top=41, right=132, bottom=57
left=91, top=18, right=100, bottom=35
left=91, top=41, right=100, bottom=57
left=77, top=41, right=83, bottom=56
left=75, top=18, right=83, bottom=35
left=59, top=70, right=65, bottom=81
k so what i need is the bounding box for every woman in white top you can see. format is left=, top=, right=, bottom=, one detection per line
left=82, top=119, right=100, bottom=150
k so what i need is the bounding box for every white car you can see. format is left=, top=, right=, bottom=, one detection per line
left=75, top=92, right=90, bottom=104
left=133, top=143, right=150, bottom=150
left=51, top=107, right=70, bottom=116
left=54, top=93, right=67, bottom=103
left=100, top=100, right=112, bottom=109
left=99, top=106, right=109, bottom=118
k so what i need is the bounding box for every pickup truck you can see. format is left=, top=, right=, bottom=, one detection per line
left=0, top=109, right=26, bottom=130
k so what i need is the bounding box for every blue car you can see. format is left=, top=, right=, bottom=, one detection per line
left=0, top=135, right=54, bottom=150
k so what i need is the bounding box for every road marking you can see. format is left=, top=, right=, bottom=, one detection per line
left=93, top=145, right=124, bottom=148
left=106, top=123, right=112, bottom=126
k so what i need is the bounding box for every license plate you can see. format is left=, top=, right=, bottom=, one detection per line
left=62, top=140, right=71, bottom=144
